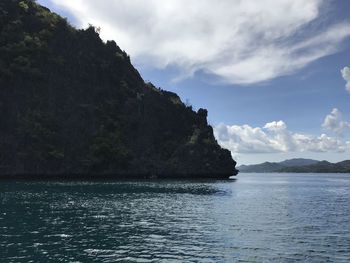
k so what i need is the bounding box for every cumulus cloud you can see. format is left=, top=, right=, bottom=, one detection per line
left=322, top=108, right=350, bottom=134
left=214, top=120, right=348, bottom=155
left=47, top=0, right=350, bottom=84
left=341, top=67, right=350, bottom=92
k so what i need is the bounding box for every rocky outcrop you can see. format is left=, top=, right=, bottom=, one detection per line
left=0, top=0, right=237, bottom=179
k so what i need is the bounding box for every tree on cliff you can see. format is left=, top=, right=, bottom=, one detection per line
left=0, top=0, right=237, bottom=178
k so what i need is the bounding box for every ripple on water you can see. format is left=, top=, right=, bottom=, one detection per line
left=0, top=174, right=350, bottom=262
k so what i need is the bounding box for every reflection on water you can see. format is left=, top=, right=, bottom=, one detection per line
left=1, top=174, right=350, bottom=262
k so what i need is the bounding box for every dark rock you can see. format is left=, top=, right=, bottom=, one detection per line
left=0, top=0, right=237, bottom=179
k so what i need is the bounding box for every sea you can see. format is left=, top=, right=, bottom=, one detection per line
left=1, top=173, right=350, bottom=262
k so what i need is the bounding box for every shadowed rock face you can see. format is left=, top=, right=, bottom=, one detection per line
left=0, top=0, right=237, bottom=179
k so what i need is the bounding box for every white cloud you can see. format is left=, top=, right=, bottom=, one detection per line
left=341, top=67, right=350, bottom=92
left=214, top=120, right=348, bottom=155
left=263, top=121, right=287, bottom=131
left=322, top=108, right=350, bottom=134
left=48, top=0, right=350, bottom=85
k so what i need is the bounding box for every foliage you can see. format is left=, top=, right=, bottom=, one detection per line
left=239, top=159, right=350, bottom=173
left=0, top=0, right=237, bottom=178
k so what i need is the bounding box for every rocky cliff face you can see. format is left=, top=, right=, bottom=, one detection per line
left=0, top=0, right=237, bottom=178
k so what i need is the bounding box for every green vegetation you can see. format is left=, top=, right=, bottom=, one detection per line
left=279, top=160, right=350, bottom=173
left=0, top=0, right=237, bottom=178
left=238, top=159, right=350, bottom=173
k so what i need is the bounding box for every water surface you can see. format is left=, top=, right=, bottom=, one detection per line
left=1, top=173, right=350, bottom=262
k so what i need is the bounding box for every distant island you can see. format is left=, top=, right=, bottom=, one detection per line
left=238, top=158, right=350, bottom=173
left=0, top=0, right=237, bottom=179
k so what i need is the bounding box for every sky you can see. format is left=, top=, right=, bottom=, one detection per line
left=38, top=0, right=350, bottom=165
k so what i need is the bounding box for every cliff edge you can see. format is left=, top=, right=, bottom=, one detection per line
left=0, top=0, right=238, bottom=179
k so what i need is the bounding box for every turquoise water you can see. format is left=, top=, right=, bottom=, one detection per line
left=1, top=173, right=350, bottom=262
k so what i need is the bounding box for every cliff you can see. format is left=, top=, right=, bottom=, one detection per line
left=0, top=0, right=237, bottom=179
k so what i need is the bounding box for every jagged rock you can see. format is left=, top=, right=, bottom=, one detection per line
left=0, top=0, right=237, bottom=179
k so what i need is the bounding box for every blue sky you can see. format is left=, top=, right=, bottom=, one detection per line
left=38, top=0, right=350, bottom=165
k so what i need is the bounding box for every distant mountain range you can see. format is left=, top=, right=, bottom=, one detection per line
left=238, top=159, right=350, bottom=173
